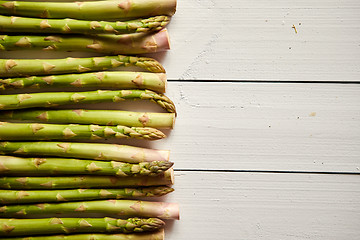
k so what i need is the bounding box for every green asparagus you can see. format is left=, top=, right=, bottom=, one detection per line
left=0, top=29, right=170, bottom=54
left=0, top=230, right=165, bottom=240
left=0, top=122, right=166, bottom=140
left=0, top=155, right=173, bottom=177
left=0, top=71, right=167, bottom=93
left=0, top=217, right=164, bottom=236
left=0, top=109, right=175, bottom=128
left=0, top=15, right=169, bottom=34
left=0, top=187, right=174, bottom=204
left=0, top=55, right=165, bottom=78
left=0, top=89, right=176, bottom=113
left=0, top=141, right=170, bottom=163
left=0, top=200, right=180, bottom=219
left=0, top=169, right=174, bottom=189
left=0, top=0, right=177, bottom=20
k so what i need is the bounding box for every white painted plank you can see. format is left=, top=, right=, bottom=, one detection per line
left=159, top=82, right=360, bottom=172
left=1, top=0, right=359, bottom=81
left=162, top=0, right=360, bottom=81
left=42, top=82, right=360, bottom=173
left=165, top=171, right=360, bottom=240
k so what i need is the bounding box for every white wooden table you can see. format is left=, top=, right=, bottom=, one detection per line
left=163, top=0, right=360, bottom=238
left=2, top=0, right=360, bottom=239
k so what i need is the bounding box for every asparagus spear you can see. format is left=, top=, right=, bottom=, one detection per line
left=0, top=122, right=166, bottom=140
left=0, top=29, right=170, bottom=54
left=0, top=200, right=180, bottom=219
left=0, top=155, right=173, bottom=177
left=0, top=55, right=165, bottom=78
left=0, top=186, right=174, bottom=204
left=0, top=230, right=165, bottom=240
left=0, top=109, right=175, bottom=129
left=0, top=0, right=177, bottom=20
left=0, top=169, right=174, bottom=189
left=0, top=141, right=170, bottom=163
left=0, top=89, right=176, bottom=113
left=0, top=217, right=164, bottom=236
left=0, top=71, right=167, bottom=93
left=0, top=15, right=169, bottom=35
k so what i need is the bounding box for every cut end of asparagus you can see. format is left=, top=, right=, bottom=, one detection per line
left=167, top=168, right=175, bottom=186
left=170, top=203, right=180, bottom=220
left=160, top=202, right=180, bottom=220
left=154, top=28, right=171, bottom=51
left=159, top=150, right=170, bottom=162
left=171, top=112, right=176, bottom=129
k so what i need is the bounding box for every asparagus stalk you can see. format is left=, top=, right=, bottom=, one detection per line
left=0, top=186, right=174, bottom=204
left=0, top=122, right=166, bottom=140
left=0, top=0, right=177, bottom=20
left=0, top=109, right=175, bottom=129
left=0, top=29, right=170, bottom=54
left=0, top=15, right=169, bottom=35
left=0, top=141, right=170, bottom=163
left=0, top=200, right=180, bottom=219
left=0, top=169, right=174, bottom=189
left=0, top=230, right=165, bottom=240
left=0, top=155, right=173, bottom=177
left=0, top=71, right=167, bottom=93
left=0, top=217, right=165, bottom=236
left=0, top=55, right=165, bottom=78
left=0, top=89, right=176, bottom=113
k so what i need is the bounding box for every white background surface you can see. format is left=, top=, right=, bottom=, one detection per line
left=1, top=0, right=360, bottom=239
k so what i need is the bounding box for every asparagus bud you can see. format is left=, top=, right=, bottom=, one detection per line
left=0, top=230, right=165, bottom=240
left=0, top=71, right=167, bottom=93
left=0, top=122, right=166, bottom=140
left=0, top=0, right=177, bottom=20
left=0, top=141, right=170, bottom=163
left=0, top=155, right=173, bottom=177
left=0, top=89, right=176, bottom=113
left=0, top=15, right=170, bottom=35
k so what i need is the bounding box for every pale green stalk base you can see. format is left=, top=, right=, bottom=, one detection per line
left=0, top=55, right=165, bottom=78
left=0, top=109, right=175, bottom=129
left=0, top=200, right=180, bottom=219
left=0, top=29, right=170, bottom=55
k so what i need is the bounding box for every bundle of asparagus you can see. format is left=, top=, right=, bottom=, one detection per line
left=0, top=0, right=179, bottom=239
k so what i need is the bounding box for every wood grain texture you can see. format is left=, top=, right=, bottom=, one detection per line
left=161, top=0, right=360, bottom=81
left=165, top=171, right=360, bottom=240
left=117, top=82, right=360, bottom=173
